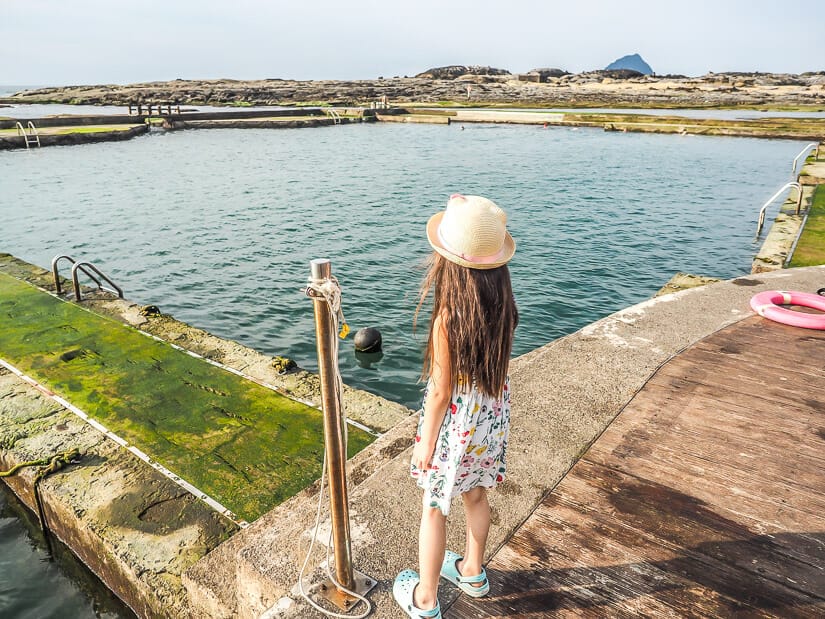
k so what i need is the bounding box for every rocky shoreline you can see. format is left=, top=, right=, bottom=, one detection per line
left=5, top=70, right=825, bottom=109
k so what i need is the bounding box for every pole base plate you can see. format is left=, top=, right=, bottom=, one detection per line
left=315, top=569, right=376, bottom=611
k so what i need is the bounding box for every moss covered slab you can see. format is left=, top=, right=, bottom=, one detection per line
left=789, top=184, right=825, bottom=267
left=0, top=273, right=372, bottom=521
left=0, top=124, right=140, bottom=136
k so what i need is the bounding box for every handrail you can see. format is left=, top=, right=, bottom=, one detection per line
left=792, top=143, right=818, bottom=175
left=26, top=121, right=41, bottom=147
left=325, top=108, right=342, bottom=124
left=756, top=182, right=802, bottom=238
left=71, top=261, right=123, bottom=301
left=15, top=121, right=41, bottom=148
left=15, top=122, right=28, bottom=149
left=52, top=254, right=102, bottom=295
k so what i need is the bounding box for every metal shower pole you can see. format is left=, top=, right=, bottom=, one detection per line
left=307, top=258, right=374, bottom=610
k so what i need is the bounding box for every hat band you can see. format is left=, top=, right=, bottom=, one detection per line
left=437, top=224, right=505, bottom=265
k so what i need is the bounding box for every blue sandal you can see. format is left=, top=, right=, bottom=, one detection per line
left=393, top=569, right=442, bottom=618
left=439, top=550, right=490, bottom=597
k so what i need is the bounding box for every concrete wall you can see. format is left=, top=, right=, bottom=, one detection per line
left=0, top=108, right=328, bottom=130
left=0, top=125, right=149, bottom=151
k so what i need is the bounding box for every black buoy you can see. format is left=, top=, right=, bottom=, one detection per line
left=354, top=327, right=382, bottom=353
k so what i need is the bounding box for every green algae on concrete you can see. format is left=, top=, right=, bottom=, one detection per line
left=0, top=124, right=139, bottom=136
left=0, top=273, right=373, bottom=522
left=571, top=112, right=825, bottom=139
left=654, top=272, right=722, bottom=297
left=789, top=184, right=825, bottom=267
left=406, top=108, right=825, bottom=139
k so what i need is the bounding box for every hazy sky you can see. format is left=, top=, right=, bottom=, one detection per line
left=2, top=0, right=822, bottom=85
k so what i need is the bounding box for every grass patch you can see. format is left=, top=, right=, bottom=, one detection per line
left=789, top=185, right=825, bottom=267
left=0, top=274, right=373, bottom=522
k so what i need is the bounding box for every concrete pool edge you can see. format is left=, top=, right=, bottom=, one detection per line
left=182, top=264, right=825, bottom=618
left=753, top=144, right=824, bottom=273
left=0, top=254, right=411, bottom=434
left=0, top=371, right=238, bottom=618
left=0, top=124, right=149, bottom=150
left=2, top=107, right=824, bottom=151
left=0, top=254, right=412, bottom=617
left=0, top=108, right=370, bottom=150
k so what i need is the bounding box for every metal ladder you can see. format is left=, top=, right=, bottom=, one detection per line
left=51, top=255, right=124, bottom=302
left=755, top=182, right=803, bottom=238
left=325, top=108, right=342, bottom=125
left=16, top=121, right=41, bottom=148
left=792, top=143, right=819, bottom=176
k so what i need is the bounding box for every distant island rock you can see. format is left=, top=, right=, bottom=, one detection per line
left=605, top=53, right=654, bottom=75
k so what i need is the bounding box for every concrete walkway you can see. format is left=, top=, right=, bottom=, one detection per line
left=183, top=265, right=825, bottom=618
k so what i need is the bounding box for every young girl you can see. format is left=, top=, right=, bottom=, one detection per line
left=393, top=194, right=518, bottom=618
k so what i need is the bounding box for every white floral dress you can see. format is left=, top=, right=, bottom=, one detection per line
left=410, top=377, right=510, bottom=515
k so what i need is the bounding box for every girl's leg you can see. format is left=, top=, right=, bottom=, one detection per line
left=415, top=497, right=447, bottom=610
left=458, top=487, right=490, bottom=582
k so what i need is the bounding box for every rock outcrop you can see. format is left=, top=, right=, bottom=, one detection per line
left=4, top=71, right=825, bottom=109
left=525, top=68, right=571, bottom=82
left=415, top=65, right=511, bottom=79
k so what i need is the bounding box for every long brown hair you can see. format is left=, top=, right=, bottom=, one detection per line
left=415, top=252, right=518, bottom=398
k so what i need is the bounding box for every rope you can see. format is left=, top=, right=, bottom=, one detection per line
left=291, top=274, right=371, bottom=619
left=0, top=456, right=55, bottom=477
left=33, top=448, right=82, bottom=484
left=0, top=447, right=80, bottom=479
left=306, top=274, right=350, bottom=340
left=1, top=447, right=82, bottom=557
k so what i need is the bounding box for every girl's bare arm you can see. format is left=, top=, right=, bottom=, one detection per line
left=412, top=314, right=451, bottom=470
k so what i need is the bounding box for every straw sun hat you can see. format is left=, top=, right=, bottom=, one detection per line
left=426, top=194, right=516, bottom=269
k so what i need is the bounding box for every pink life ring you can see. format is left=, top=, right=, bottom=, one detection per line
left=750, top=290, right=825, bottom=330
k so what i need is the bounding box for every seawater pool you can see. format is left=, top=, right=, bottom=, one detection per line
left=0, top=122, right=807, bottom=408
left=0, top=120, right=807, bottom=616
left=0, top=482, right=133, bottom=618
